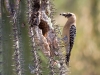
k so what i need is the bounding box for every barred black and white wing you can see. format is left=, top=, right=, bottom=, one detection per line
left=70, top=25, right=76, bottom=51
left=66, top=25, right=76, bottom=66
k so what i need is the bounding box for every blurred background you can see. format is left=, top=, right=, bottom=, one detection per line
left=54, top=0, right=100, bottom=75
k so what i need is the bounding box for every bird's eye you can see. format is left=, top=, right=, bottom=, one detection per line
left=66, top=13, right=72, bottom=17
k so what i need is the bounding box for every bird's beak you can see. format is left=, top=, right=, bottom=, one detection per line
left=60, top=13, right=69, bottom=18
left=60, top=13, right=67, bottom=17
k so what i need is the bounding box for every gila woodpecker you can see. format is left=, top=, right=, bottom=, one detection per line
left=60, top=12, right=76, bottom=66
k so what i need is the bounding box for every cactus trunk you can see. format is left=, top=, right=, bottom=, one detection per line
left=0, top=0, right=69, bottom=75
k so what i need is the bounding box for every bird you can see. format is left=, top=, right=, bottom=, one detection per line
left=60, top=12, right=76, bottom=66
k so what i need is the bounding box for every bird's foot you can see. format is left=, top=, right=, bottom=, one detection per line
left=53, top=60, right=61, bottom=68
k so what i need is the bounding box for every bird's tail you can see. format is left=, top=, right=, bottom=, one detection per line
left=65, top=44, right=71, bottom=67
left=65, top=53, right=70, bottom=66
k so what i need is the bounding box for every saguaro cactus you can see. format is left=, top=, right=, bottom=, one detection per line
left=0, top=0, right=69, bottom=75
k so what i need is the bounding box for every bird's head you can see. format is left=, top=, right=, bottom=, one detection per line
left=60, top=12, right=76, bottom=19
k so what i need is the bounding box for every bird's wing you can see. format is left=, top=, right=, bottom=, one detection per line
left=69, top=25, right=76, bottom=51
left=65, top=25, right=76, bottom=65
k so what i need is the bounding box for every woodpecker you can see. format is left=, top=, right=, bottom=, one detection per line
left=60, top=12, right=76, bottom=66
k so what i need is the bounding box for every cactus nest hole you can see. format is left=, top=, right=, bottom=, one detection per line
left=39, top=19, right=49, bottom=36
